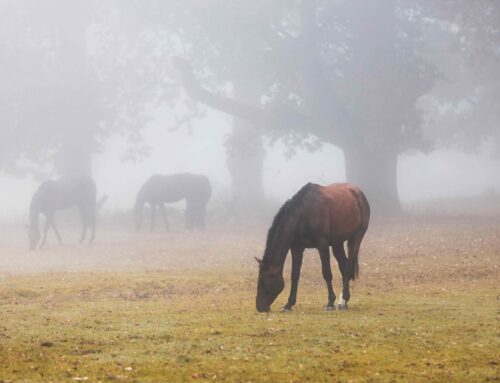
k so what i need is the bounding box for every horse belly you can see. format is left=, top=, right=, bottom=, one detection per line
left=295, top=217, right=330, bottom=249
left=148, top=188, right=184, bottom=204
left=328, top=209, right=362, bottom=241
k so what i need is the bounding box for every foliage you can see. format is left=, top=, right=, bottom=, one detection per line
left=417, top=0, right=500, bottom=157
left=0, top=1, right=167, bottom=175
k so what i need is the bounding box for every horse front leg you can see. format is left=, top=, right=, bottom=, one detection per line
left=150, top=203, right=157, bottom=232
left=49, top=216, right=62, bottom=245
left=40, top=216, right=51, bottom=248
left=159, top=204, right=169, bottom=231
left=79, top=223, right=88, bottom=243
left=282, top=247, right=304, bottom=311
left=332, top=242, right=349, bottom=310
left=78, top=206, right=87, bottom=243
left=184, top=202, right=194, bottom=230
left=319, top=245, right=336, bottom=310
left=89, top=216, right=96, bottom=244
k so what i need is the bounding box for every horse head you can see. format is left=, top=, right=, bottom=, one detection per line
left=255, top=258, right=284, bottom=313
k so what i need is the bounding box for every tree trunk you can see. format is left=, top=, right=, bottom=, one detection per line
left=175, top=58, right=403, bottom=213
left=343, top=144, right=401, bottom=214
left=227, top=82, right=266, bottom=210
left=53, top=1, right=94, bottom=180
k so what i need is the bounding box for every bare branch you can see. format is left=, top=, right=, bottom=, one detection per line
left=171, top=56, right=333, bottom=142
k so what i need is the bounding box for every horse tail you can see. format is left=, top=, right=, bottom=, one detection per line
left=347, top=189, right=370, bottom=280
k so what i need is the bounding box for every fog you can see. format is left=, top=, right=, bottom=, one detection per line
left=1, top=0, right=499, bottom=221
left=1, top=3, right=499, bottom=380
left=1, top=113, right=499, bottom=220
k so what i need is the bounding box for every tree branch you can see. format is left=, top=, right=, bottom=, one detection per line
left=172, top=57, right=323, bottom=140
left=172, top=57, right=271, bottom=126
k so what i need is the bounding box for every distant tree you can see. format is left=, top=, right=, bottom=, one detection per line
left=417, top=0, right=500, bottom=157
left=0, top=0, right=158, bottom=178
left=173, top=0, right=437, bottom=212
left=2, top=0, right=497, bottom=213
left=131, top=1, right=298, bottom=210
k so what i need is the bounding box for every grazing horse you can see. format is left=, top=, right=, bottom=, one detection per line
left=28, top=177, right=99, bottom=250
left=255, top=183, right=370, bottom=312
left=135, top=173, right=212, bottom=232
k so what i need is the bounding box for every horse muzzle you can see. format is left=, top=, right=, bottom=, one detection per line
left=256, top=298, right=271, bottom=313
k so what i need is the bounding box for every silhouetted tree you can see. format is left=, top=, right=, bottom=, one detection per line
left=418, top=0, right=500, bottom=157
left=131, top=1, right=296, bottom=209
left=0, top=0, right=158, bottom=178
left=173, top=0, right=437, bottom=212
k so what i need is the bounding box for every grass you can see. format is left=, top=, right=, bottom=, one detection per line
left=1, top=274, right=498, bottom=382
left=0, top=220, right=499, bottom=382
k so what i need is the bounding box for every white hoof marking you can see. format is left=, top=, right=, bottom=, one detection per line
left=338, top=294, right=346, bottom=306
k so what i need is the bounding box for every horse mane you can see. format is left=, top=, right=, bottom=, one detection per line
left=263, top=183, right=318, bottom=262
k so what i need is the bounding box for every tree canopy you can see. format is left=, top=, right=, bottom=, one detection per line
left=0, top=0, right=497, bottom=210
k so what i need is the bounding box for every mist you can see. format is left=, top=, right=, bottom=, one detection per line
left=1, top=0, right=499, bottom=223
left=1, top=112, right=499, bottom=219
left=0, top=1, right=498, bottom=381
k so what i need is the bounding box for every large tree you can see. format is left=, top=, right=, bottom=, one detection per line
left=418, top=0, right=500, bottom=157
left=0, top=0, right=157, bottom=178
left=3, top=0, right=497, bottom=212
left=173, top=0, right=437, bottom=212
left=132, top=1, right=298, bottom=209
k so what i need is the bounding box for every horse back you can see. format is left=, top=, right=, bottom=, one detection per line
left=141, top=174, right=211, bottom=203
left=35, top=178, right=96, bottom=211
left=319, top=183, right=369, bottom=241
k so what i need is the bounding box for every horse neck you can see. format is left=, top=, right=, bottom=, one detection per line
left=263, top=214, right=297, bottom=270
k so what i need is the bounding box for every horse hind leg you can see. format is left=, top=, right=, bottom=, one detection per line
left=338, top=229, right=366, bottom=309
left=332, top=242, right=350, bottom=310
left=184, top=202, right=195, bottom=230
left=49, top=217, right=63, bottom=245
left=199, top=203, right=208, bottom=230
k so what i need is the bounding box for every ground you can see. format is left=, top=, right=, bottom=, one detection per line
left=0, top=218, right=499, bottom=382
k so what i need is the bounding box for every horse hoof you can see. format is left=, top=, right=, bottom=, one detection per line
left=337, top=303, right=348, bottom=311
left=325, top=305, right=335, bottom=311
left=281, top=307, right=292, bottom=312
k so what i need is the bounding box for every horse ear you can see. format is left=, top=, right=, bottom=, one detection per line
left=254, top=257, right=262, bottom=266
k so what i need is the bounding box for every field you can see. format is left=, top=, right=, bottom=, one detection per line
left=0, top=218, right=499, bottom=382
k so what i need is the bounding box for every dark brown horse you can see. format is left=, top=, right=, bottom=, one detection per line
left=135, top=173, right=212, bottom=232
left=28, top=177, right=102, bottom=250
left=255, top=183, right=370, bottom=312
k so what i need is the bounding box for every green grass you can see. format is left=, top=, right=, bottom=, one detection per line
left=1, top=271, right=498, bottom=383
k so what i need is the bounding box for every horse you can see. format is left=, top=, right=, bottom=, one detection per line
left=134, top=173, right=212, bottom=232
left=255, top=182, right=370, bottom=312
left=27, top=177, right=102, bottom=250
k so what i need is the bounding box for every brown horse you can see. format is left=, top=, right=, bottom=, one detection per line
left=255, top=183, right=370, bottom=312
